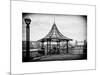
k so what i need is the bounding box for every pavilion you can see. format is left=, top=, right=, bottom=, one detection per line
left=37, top=22, right=72, bottom=55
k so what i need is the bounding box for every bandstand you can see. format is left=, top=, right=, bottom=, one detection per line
left=37, top=22, right=72, bottom=55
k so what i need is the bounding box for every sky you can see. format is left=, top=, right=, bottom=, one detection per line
left=22, top=13, right=87, bottom=42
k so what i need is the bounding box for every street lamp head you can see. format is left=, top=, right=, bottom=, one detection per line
left=24, top=18, right=31, bottom=25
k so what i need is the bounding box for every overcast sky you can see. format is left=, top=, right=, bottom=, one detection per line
left=22, top=13, right=87, bottom=42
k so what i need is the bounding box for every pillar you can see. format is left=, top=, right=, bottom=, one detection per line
left=45, top=40, right=48, bottom=55
left=59, top=41, right=60, bottom=50
left=57, top=40, right=60, bottom=54
left=41, top=41, right=44, bottom=49
left=49, top=40, right=51, bottom=54
left=66, top=40, right=69, bottom=53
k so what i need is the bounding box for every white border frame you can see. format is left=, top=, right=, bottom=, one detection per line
left=11, top=1, right=96, bottom=74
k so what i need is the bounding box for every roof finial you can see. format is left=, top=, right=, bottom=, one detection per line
left=54, top=17, right=55, bottom=24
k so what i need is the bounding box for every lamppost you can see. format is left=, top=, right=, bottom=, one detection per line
left=24, top=18, right=31, bottom=61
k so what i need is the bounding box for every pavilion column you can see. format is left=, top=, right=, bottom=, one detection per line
left=45, top=40, right=48, bottom=55
left=59, top=41, right=60, bottom=49
left=41, top=41, right=44, bottom=49
left=57, top=41, right=58, bottom=49
left=41, top=41, right=44, bottom=51
left=59, top=41, right=60, bottom=53
left=66, top=40, right=69, bottom=53
left=50, top=40, right=51, bottom=53
left=48, top=41, right=50, bottom=55
left=59, top=41, right=60, bottom=48
left=57, top=41, right=58, bottom=54
left=57, top=40, right=60, bottom=54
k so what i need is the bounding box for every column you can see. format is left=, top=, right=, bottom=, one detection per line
left=45, top=40, right=48, bottom=55
left=47, top=40, right=49, bottom=55
left=59, top=40, right=60, bottom=54
left=41, top=41, right=44, bottom=49
left=59, top=41, right=60, bottom=50
left=49, top=40, right=51, bottom=55
left=66, top=40, right=69, bottom=53
left=57, top=40, right=59, bottom=54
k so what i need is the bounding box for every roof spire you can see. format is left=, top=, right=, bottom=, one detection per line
left=54, top=17, right=55, bottom=24
left=53, top=17, right=56, bottom=25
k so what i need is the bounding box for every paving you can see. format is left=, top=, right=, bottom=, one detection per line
left=31, top=54, right=86, bottom=62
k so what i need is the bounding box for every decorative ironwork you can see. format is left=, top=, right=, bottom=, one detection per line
left=37, top=22, right=72, bottom=55
left=38, top=22, right=72, bottom=42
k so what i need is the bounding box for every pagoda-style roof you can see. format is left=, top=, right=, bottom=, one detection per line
left=37, top=22, right=72, bottom=42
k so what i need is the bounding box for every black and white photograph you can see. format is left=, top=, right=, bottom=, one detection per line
left=11, top=1, right=95, bottom=74
left=22, top=13, right=87, bottom=62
